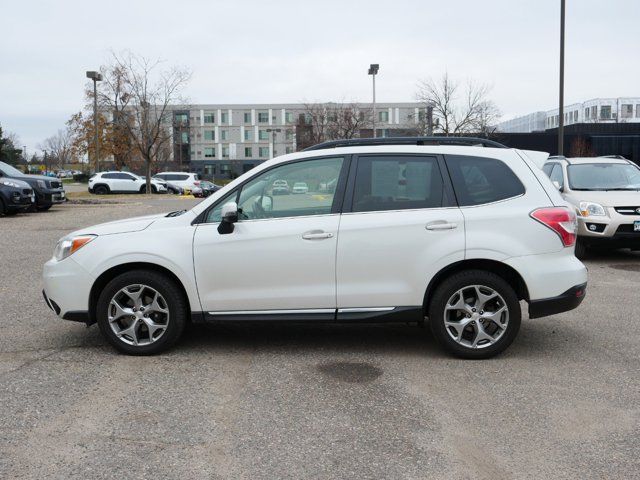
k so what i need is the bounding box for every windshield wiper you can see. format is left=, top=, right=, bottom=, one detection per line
left=166, top=210, right=186, bottom=217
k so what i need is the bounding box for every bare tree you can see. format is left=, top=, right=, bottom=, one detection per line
left=296, top=102, right=372, bottom=149
left=97, top=51, right=191, bottom=192
left=416, top=73, right=501, bottom=135
left=40, top=128, right=74, bottom=169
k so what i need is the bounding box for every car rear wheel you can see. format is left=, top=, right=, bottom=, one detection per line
left=428, top=270, right=521, bottom=359
left=94, top=185, right=109, bottom=195
left=96, top=270, right=187, bottom=355
left=139, top=185, right=157, bottom=194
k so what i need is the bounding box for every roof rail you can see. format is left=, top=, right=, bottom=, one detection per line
left=303, top=136, right=507, bottom=151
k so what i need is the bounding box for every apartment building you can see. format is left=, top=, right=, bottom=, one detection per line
left=497, top=97, right=640, bottom=133
left=167, top=102, right=424, bottom=179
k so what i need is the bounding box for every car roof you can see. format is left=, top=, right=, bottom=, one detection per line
left=155, top=171, right=195, bottom=175
left=565, top=157, right=630, bottom=165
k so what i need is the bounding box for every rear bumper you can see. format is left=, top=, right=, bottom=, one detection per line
left=528, top=283, right=587, bottom=319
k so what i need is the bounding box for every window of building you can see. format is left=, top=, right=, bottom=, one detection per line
left=174, top=113, right=188, bottom=124
left=445, top=155, right=525, bottom=206
left=285, top=129, right=293, bottom=141
left=259, top=147, right=269, bottom=157
left=204, top=165, right=214, bottom=176
left=285, top=112, right=294, bottom=123
left=258, top=130, right=269, bottom=141
left=244, top=147, right=253, bottom=157
left=636, top=105, right=640, bottom=118
left=600, top=105, right=612, bottom=119
left=244, top=129, right=252, bottom=141
left=244, top=112, right=251, bottom=123
left=352, top=155, right=444, bottom=213
left=179, top=131, right=189, bottom=144
left=204, top=130, right=215, bottom=141
left=222, top=146, right=229, bottom=158
left=221, top=112, right=228, bottom=124
left=621, top=104, right=633, bottom=119
left=219, top=164, right=231, bottom=175
left=237, top=157, right=343, bottom=220
left=204, top=113, right=215, bottom=123
left=591, top=106, right=597, bottom=119
left=584, top=108, right=590, bottom=119
left=258, top=112, right=269, bottom=123
left=221, top=130, right=228, bottom=141
left=204, top=147, right=215, bottom=158
left=574, top=111, right=578, bottom=122
left=379, top=111, right=389, bottom=122
left=285, top=146, right=294, bottom=154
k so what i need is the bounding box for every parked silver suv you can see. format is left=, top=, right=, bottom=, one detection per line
left=542, top=156, right=640, bottom=258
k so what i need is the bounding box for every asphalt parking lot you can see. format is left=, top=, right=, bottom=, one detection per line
left=0, top=196, right=638, bottom=479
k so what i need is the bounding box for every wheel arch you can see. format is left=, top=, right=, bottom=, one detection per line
left=423, top=259, right=530, bottom=314
left=88, top=262, right=191, bottom=325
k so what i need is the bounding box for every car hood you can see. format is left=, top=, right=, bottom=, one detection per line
left=1, top=178, right=32, bottom=189
left=566, top=190, right=640, bottom=207
left=69, top=213, right=167, bottom=237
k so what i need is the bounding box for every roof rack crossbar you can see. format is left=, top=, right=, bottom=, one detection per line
left=303, top=136, right=507, bottom=151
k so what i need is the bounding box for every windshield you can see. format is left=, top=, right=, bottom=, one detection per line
left=567, top=163, right=640, bottom=190
left=0, top=161, right=25, bottom=177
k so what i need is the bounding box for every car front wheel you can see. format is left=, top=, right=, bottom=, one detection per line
left=428, top=270, right=521, bottom=359
left=96, top=270, right=187, bottom=355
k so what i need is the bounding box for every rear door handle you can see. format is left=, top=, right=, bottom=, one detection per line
left=425, top=221, right=458, bottom=231
left=302, top=230, right=334, bottom=240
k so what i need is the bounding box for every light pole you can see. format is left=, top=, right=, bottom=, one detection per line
left=368, top=64, right=379, bottom=138
left=558, top=0, right=565, bottom=155
left=86, top=71, right=103, bottom=172
left=266, top=128, right=281, bottom=158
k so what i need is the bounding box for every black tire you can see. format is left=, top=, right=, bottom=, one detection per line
left=5, top=209, right=19, bottom=216
left=0, top=198, right=6, bottom=216
left=37, top=204, right=52, bottom=211
left=139, top=185, right=156, bottom=194
left=94, top=185, right=109, bottom=195
left=96, top=270, right=188, bottom=355
left=428, top=270, right=521, bottom=359
left=574, top=239, right=588, bottom=259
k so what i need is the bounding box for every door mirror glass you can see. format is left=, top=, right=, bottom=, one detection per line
left=218, top=202, right=238, bottom=234
left=261, top=195, right=273, bottom=212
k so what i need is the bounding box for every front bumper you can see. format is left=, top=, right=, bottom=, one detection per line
left=528, top=283, right=587, bottom=319
left=577, top=209, right=640, bottom=248
left=4, top=187, right=35, bottom=209
left=42, top=256, right=95, bottom=324
left=36, top=188, right=66, bottom=205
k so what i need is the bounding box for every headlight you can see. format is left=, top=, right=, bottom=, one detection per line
left=579, top=202, right=606, bottom=217
left=37, top=179, right=46, bottom=189
left=1, top=180, right=21, bottom=188
left=53, top=235, right=96, bottom=261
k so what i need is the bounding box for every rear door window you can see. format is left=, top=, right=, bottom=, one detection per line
left=351, top=155, right=445, bottom=212
left=445, top=155, right=525, bottom=206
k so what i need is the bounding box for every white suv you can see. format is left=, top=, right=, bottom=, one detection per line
left=43, top=138, right=588, bottom=359
left=89, top=171, right=167, bottom=194
left=153, top=172, right=202, bottom=192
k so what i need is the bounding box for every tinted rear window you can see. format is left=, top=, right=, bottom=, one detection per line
left=352, top=155, right=445, bottom=212
left=445, top=155, right=525, bottom=206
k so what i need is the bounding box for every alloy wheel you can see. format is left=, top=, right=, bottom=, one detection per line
left=107, top=284, right=170, bottom=346
left=443, top=285, right=509, bottom=349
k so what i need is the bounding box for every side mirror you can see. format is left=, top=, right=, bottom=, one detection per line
left=218, top=202, right=238, bottom=235
left=552, top=180, right=564, bottom=192
left=261, top=195, right=273, bottom=212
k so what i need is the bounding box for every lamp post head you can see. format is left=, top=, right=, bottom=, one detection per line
left=368, top=64, right=379, bottom=75
left=86, top=71, right=103, bottom=81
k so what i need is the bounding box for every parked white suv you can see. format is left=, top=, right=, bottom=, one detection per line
left=88, top=171, right=167, bottom=194
left=153, top=172, right=202, bottom=193
left=43, top=138, right=588, bottom=359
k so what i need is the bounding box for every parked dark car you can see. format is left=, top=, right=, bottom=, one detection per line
left=0, top=177, right=35, bottom=216
left=0, top=161, right=66, bottom=211
left=193, top=180, right=222, bottom=198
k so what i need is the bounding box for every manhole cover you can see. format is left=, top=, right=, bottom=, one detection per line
left=610, top=264, right=640, bottom=272
left=317, top=361, right=382, bottom=383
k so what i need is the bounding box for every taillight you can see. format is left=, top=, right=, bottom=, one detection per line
left=530, top=207, right=577, bottom=247
left=194, top=181, right=200, bottom=186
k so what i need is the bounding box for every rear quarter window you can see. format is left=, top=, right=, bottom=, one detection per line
left=445, top=155, right=525, bottom=206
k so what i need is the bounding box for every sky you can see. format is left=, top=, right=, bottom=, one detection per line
left=1, top=0, right=639, bottom=154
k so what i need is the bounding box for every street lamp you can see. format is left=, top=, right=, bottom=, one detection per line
left=86, top=70, right=103, bottom=172
left=266, top=128, right=281, bottom=158
left=558, top=0, right=565, bottom=155
left=368, top=64, right=379, bottom=138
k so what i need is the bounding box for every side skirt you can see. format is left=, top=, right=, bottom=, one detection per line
left=193, top=307, right=424, bottom=324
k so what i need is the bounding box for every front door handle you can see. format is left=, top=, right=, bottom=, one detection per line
left=302, top=230, right=334, bottom=240
left=425, top=221, right=458, bottom=231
